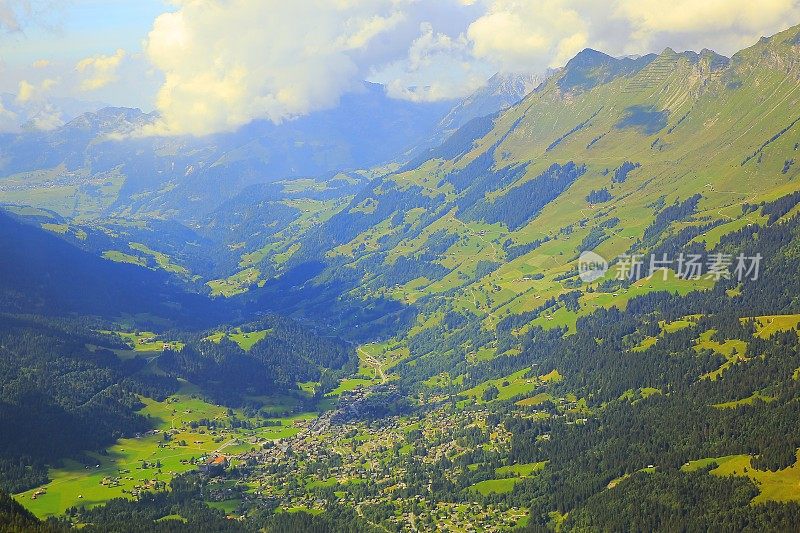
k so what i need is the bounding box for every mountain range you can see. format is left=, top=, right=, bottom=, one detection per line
left=2, top=23, right=800, bottom=532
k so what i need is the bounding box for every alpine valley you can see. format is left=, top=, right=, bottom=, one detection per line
left=2, top=23, right=800, bottom=533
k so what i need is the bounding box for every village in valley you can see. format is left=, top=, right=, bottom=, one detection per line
left=18, top=324, right=586, bottom=531
left=194, top=385, right=536, bottom=531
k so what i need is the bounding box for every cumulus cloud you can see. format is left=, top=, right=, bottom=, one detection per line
left=75, top=48, right=127, bottom=91
left=616, top=0, right=798, bottom=36
left=336, top=11, right=407, bottom=50
left=142, top=0, right=407, bottom=136
left=134, top=0, right=800, bottom=133
left=614, top=0, right=800, bottom=54
left=15, top=77, right=57, bottom=103
left=468, top=0, right=589, bottom=73
left=16, top=80, right=35, bottom=102
left=32, top=58, right=50, bottom=68
left=466, top=0, right=800, bottom=74
left=28, top=104, right=62, bottom=130
left=383, top=22, right=489, bottom=101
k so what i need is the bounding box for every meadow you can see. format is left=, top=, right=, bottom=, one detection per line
left=204, top=327, right=272, bottom=351
left=469, top=462, right=547, bottom=495
left=14, top=379, right=318, bottom=518
left=683, top=452, right=800, bottom=504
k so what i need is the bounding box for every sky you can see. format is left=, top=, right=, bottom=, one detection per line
left=1, top=0, right=799, bottom=136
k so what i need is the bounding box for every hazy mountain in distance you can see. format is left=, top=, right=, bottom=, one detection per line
left=436, top=71, right=553, bottom=134
left=0, top=93, right=109, bottom=132
left=400, top=71, right=554, bottom=162
left=0, top=82, right=456, bottom=221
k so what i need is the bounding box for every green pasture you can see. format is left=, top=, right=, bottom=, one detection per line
left=14, top=382, right=316, bottom=518
left=683, top=452, right=800, bottom=504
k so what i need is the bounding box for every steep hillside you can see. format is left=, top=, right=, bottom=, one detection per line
left=0, top=209, right=225, bottom=325
left=260, top=25, right=800, bottom=371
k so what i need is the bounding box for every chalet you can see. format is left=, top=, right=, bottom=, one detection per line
left=199, top=454, right=229, bottom=476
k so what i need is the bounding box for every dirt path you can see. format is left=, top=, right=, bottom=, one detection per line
left=358, top=347, right=387, bottom=384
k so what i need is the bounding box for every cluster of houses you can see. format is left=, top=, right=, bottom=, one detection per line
left=135, top=337, right=177, bottom=351
left=162, top=380, right=560, bottom=530
left=199, top=454, right=229, bottom=476
left=223, top=400, right=530, bottom=529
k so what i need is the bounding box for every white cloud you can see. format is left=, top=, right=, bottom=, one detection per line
left=29, top=104, right=62, bottom=130
left=613, top=0, right=800, bottom=54
left=382, top=22, right=489, bottom=101
left=0, top=0, right=25, bottom=32
left=16, top=80, right=35, bottom=103
left=336, top=11, right=406, bottom=50
left=616, top=0, right=798, bottom=36
left=407, top=22, right=469, bottom=71
left=465, top=0, right=800, bottom=74
left=76, top=48, right=127, bottom=91
left=10, top=0, right=786, bottom=133
left=15, top=77, right=57, bottom=103
left=468, top=0, right=589, bottom=72
left=142, top=0, right=407, bottom=136
left=381, top=0, right=800, bottom=103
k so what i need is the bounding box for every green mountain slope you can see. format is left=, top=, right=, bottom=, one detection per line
left=274, top=24, right=800, bottom=370
left=6, top=24, right=800, bottom=533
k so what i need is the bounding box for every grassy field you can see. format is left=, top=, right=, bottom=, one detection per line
left=355, top=340, right=410, bottom=383
left=205, top=328, right=271, bottom=351
left=462, top=369, right=540, bottom=403
left=469, top=477, right=521, bottom=495
left=712, top=392, right=775, bottom=409
left=40, top=222, right=88, bottom=240
left=129, top=242, right=190, bottom=277
left=206, top=499, right=243, bottom=515
left=496, top=462, right=547, bottom=477
left=14, top=382, right=317, bottom=518
left=207, top=268, right=260, bottom=297
left=751, top=315, right=800, bottom=339
left=229, top=329, right=269, bottom=350
left=327, top=378, right=375, bottom=396
left=683, top=451, right=800, bottom=504
left=694, top=330, right=748, bottom=381
left=102, top=250, right=147, bottom=267
left=515, top=392, right=553, bottom=407
left=469, top=462, right=547, bottom=495
left=105, top=331, right=184, bottom=353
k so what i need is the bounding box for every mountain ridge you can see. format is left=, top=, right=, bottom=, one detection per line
left=251, top=22, right=800, bottom=359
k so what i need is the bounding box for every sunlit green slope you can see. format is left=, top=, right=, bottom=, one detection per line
left=292, top=25, right=800, bottom=365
